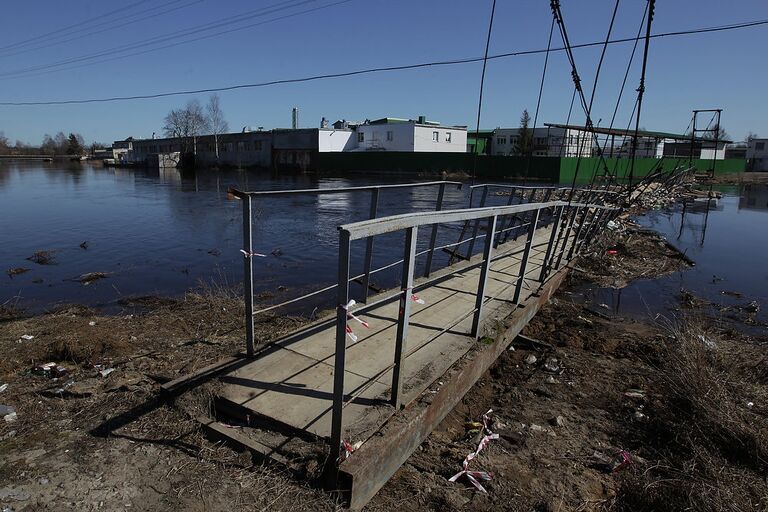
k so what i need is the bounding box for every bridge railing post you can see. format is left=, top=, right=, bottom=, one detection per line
left=392, top=226, right=418, bottom=408
left=329, top=229, right=352, bottom=483
left=424, top=183, right=446, bottom=277
left=554, top=205, right=581, bottom=270
left=360, top=187, right=380, bottom=303
left=567, top=206, right=592, bottom=260
left=513, top=208, right=541, bottom=304
left=241, top=194, right=255, bottom=357
left=539, top=205, right=564, bottom=282
left=471, top=215, right=497, bottom=338
left=512, top=188, right=537, bottom=242
left=496, top=186, right=517, bottom=246
left=466, top=186, right=489, bottom=259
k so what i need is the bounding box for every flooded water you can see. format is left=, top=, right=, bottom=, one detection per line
left=1, top=162, right=481, bottom=314
left=3, top=162, right=766, bottom=323
left=579, top=183, right=768, bottom=326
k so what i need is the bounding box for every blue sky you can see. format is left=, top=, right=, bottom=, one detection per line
left=0, top=0, right=766, bottom=145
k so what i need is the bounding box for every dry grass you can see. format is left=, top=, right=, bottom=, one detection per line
left=609, top=317, right=768, bottom=511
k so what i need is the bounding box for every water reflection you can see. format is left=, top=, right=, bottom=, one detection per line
left=0, top=162, right=470, bottom=313
left=579, top=184, right=768, bottom=327
left=739, top=184, right=768, bottom=212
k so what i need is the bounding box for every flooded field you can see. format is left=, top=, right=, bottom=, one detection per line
left=578, top=183, right=768, bottom=326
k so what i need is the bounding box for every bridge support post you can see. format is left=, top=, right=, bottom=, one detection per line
left=392, top=226, right=418, bottom=409
left=242, top=195, right=255, bottom=357
left=513, top=208, right=540, bottom=304
left=328, top=230, right=352, bottom=485
left=361, top=188, right=380, bottom=303
left=471, top=215, right=497, bottom=338
left=424, top=183, right=446, bottom=278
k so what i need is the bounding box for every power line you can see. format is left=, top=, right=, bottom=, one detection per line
left=1, top=17, right=766, bottom=106
left=0, top=0, right=205, bottom=59
left=0, top=0, right=332, bottom=79
left=0, top=0, right=156, bottom=52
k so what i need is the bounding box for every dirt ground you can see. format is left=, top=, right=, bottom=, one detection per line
left=2, top=209, right=766, bottom=511
left=705, top=171, right=768, bottom=185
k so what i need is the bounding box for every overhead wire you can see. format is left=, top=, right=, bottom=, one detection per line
left=522, top=16, right=556, bottom=185
left=0, top=0, right=156, bottom=52
left=550, top=0, right=618, bottom=198
left=0, top=0, right=330, bottom=79
left=471, top=0, right=497, bottom=186
left=0, top=0, right=206, bottom=59
left=1, top=17, right=767, bottom=106
left=589, top=0, right=649, bottom=184
left=627, top=0, right=656, bottom=188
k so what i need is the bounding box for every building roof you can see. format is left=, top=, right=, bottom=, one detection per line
left=544, top=123, right=732, bottom=143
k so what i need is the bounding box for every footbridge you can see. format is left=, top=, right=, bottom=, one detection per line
left=164, top=180, right=626, bottom=509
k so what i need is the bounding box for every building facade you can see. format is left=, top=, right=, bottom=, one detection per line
left=489, top=126, right=593, bottom=157
left=116, top=115, right=466, bottom=170
left=747, top=138, right=768, bottom=171
left=354, top=117, right=467, bottom=153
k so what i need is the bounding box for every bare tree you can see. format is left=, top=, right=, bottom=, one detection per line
left=745, top=131, right=758, bottom=143
left=162, top=99, right=208, bottom=154
left=205, top=94, right=229, bottom=162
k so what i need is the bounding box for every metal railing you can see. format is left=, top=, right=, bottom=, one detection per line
left=328, top=198, right=622, bottom=468
left=229, top=181, right=462, bottom=356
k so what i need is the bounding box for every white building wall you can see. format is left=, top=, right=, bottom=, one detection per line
left=700, top=143, right=727, bottom=160
left=412, top=125, right=466, bottom=152
left=355, top=123, right=415, bottom=151
left=317, top=129, right=357, bottom=152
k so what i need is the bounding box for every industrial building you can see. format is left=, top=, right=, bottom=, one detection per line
left=115, top=115, right=465, bottom=170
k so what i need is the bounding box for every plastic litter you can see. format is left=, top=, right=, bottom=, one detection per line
left=524, top=354, right=537, bottom=365
left=0, top=384, right=7, bottom=393
left=611, top=450, right=633, bottom=472
left=449, top=409, right=498, bottom=493
left=99, top=368, right=115, bottom=378
left=20, top=334, right=34, bottom=340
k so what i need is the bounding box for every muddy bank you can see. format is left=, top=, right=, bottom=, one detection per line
left=367, top=221, right=767, bottom=511
left=706, top=172, right=768, bottom=185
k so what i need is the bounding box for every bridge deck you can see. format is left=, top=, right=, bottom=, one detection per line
left=216, top=222, right=569, bottom=444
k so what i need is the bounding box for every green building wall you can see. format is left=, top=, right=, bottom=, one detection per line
left=315, top=152, right=745, bottom=183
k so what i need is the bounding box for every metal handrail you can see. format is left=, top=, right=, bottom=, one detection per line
left=229, top=180, right=462, bottom=197
left=339, top=200, right=612, bottom=240
left=329, top=198, right=622, bottom=472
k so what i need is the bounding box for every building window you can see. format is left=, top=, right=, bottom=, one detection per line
left=757, top=142, right=766, bottom=151
left=496, top=137, right=506, bottom=145
left=445, top=132, right=452, bottom=143
left=358, top=132, right=364, bottom=142
left=432, top=131, right=439, bottom=142
left=386, top=131, right=393, bottom=141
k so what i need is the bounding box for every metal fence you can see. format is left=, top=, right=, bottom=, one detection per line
left=228, top=181, right=463, bottom=356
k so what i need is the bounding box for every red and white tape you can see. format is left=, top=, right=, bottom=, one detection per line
left=449, top=409, right=498, bottom=493
left=240, top=249, right=267, bottom=258
left=340, top=300, right=369, bottom=343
